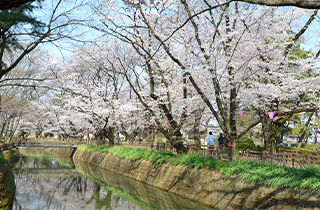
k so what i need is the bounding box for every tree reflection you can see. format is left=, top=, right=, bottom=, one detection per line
left=13, top=155, right=212, bottom=209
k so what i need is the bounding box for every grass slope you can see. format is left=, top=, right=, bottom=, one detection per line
left=79, top=145, right=320, bottom=195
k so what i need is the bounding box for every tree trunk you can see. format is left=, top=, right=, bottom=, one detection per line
left=173, top=140, right=187, bottom=154
left=193, top=109, right=204, bottom=146
left=3, top=118, right=10, bottom=137
left=261, top=114, right=277, bottom=153
left=230, top=136, right=239, bottom=161
left=86, top=132, right=90, bottom=145
left=261, top=113, right=291, bottom=153
left=9, top=115, right=21, bottom=143
left=297, top=111, right=315, bottom=148
left=0, top=121, right=6, bottom=136
left=276, top=124, right=285, bottom=145
left=105, top=127, right=115, bottom=146
left=193, top=123, right=201, bottom=146
left=229, top=87, right=238, bottom=161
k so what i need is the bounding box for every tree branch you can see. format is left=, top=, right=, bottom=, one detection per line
left=236, top=0, right=320, bottom=9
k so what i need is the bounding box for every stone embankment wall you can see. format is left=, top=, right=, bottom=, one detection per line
left=18, top=147, right=75, bottom=158
left=74, top=148, right=320, bottom=209
left=0, top=148, right=20, bottom=209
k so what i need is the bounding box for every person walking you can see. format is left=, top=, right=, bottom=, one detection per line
left=218, top=133, right=224, bottom=150
left=227, top=138, right=231, bottom=148
left=207, top=131, right=216, bottom=155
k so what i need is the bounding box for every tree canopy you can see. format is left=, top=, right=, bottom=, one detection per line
left=0, top=0, right=35, bottom=11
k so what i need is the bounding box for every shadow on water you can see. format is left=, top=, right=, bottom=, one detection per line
left=13, top=153, right=216, bottom=209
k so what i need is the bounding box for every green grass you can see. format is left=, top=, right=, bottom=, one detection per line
left=278, top=146, right=320, bottom=154
left=107, top=146, right=174, bottom=163
left=79, top=145, right=320, bottom=195
left=5, top=149, right=19, bottom=164
left=78, top=144, right=110, bottom=153
left=301, top=144, right=320, bottom=150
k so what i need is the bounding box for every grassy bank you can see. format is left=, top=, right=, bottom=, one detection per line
left=79, top=145, right=320, bottom=195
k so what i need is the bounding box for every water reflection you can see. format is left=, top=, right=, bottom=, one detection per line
left=13, top=156, right=143, bottom=209
left=74, top=159, right=214, bottom=210
left=13, top=154, right=214, bottom=209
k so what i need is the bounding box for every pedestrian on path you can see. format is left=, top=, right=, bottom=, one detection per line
left=207, top=131, right=216, bottom=155
left=218, top=133, right=224, bottom=150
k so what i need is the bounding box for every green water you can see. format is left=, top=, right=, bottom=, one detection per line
left=12, top=154, right=215, bottom=209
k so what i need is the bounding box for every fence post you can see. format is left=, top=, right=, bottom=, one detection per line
left=317, top=149, right=320, bottom=165
left=246, top=149, right=249, bottom=159
left=307, top=153, right=311, bottom=165
left=263, top=150, right=266, bottom=162
left=292, top=157, right=295, bottom=168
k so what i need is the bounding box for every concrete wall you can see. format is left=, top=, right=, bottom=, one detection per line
left=73, top=148, right=320, bottom=209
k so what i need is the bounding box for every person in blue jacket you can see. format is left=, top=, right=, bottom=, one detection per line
left=207, top=131, right=216, bottom=150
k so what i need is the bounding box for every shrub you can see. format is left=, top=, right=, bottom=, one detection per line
left=237, top=136, right=256, bottom=150
left=251, top=145, right=265, bottom=152
left=155, top=137, right=164, bottom=143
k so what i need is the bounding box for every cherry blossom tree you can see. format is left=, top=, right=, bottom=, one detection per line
left=47, top=42, right=144, bottom=144
left=238, top=9, right=320, bottom=152
left=0, top=49, right=57, bottom=141
left=91, top=0, right=320, bottom=159
left=79, top=33, right=207, bottom=152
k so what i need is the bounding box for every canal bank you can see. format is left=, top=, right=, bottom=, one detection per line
left=17, top=147, right=75, bottom=158
left=0, top=148, right=19, bottom=209
left=73, top=148, right=320, bottom=209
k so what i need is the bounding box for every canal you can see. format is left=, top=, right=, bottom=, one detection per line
left=12, top=151, right=214, bottom=209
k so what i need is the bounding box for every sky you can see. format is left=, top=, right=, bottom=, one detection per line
left=35, top=0, right=102, bottom=60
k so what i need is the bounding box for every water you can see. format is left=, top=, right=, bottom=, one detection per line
left=13, top=153, right=214, bottom=209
